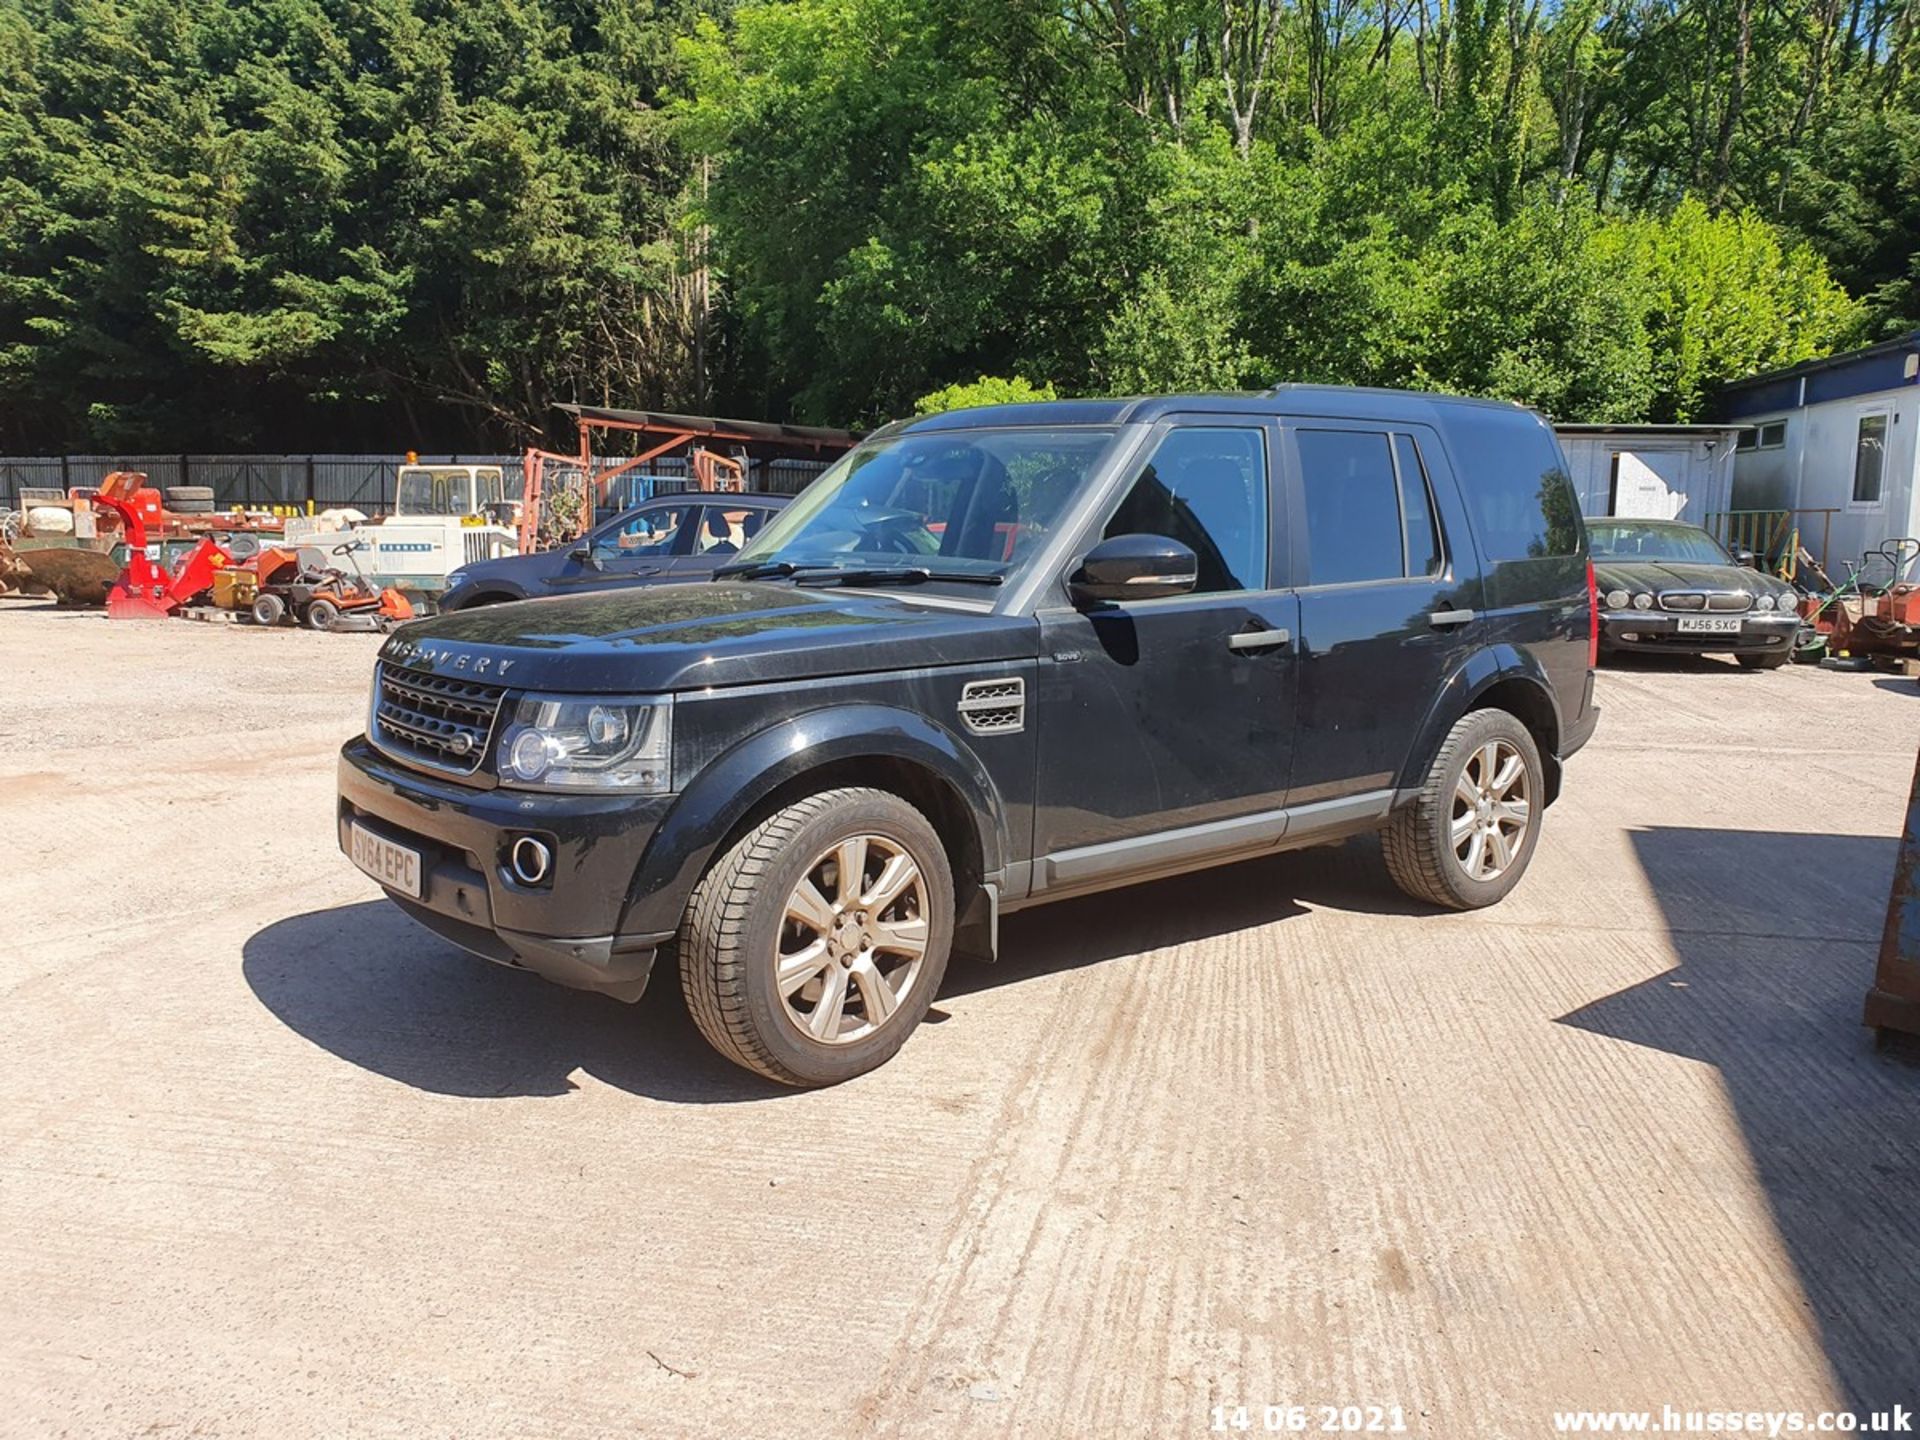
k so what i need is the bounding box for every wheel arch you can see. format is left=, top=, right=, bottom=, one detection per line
left=619, top=704, right=1006, bottom=940
left=1395, top=646, right=1566, bottom=809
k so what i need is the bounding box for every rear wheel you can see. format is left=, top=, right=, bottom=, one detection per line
left=1737, top=651, right=1791, bottom=670
left=250, top=593, right=285, bottom=626
left=677, top=787, right=954, bottom=1086
left=1384, top=708, right=1543, bottom=910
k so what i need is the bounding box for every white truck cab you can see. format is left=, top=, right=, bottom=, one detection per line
left=299, top=464, right=520, bottom=607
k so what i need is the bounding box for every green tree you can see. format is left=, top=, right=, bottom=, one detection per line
left=913, top=374, right=1057, bottom=416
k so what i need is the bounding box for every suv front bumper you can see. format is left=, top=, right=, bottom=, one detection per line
left=336, top=736, right=676, bottom=1001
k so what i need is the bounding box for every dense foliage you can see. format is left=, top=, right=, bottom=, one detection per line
left=0, top=0, right=1913, bottom=448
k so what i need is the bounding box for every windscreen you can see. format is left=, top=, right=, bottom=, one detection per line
left=732, top=427, right=1119, bottom=578
left=395, top=467, right=478, bottom=517
left=1587, top=522, right=1731, bottom=564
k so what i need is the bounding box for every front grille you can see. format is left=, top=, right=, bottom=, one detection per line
left=1659, top=591, right=1751, bottom=613
left=958, top=677, right=1025, bottom=736
left=372, top=662, right=508, bottom=776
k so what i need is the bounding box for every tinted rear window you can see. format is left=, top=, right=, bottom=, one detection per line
left=1446, top=409, right=1581, bottom=561
left=1297, top=430, right=1403, bottom=585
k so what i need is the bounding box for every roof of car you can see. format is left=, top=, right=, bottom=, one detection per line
left=891, top=385, right=1533, bottom=434
left=631, top=491, right=791, bottom=505
left=1588, top=517, right=1706, bottom=531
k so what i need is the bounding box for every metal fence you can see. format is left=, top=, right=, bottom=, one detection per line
left=1, top=452, right=832, bottom=516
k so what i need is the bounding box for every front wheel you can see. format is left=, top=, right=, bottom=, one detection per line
left=678, top=787, right=954, bottom=1086
left=1383, top=708, right=1544, bottom=911
left=304, top=597, right=340, bottom=631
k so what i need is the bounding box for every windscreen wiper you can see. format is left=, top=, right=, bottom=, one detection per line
left=791, top=566, right=1004, bottom=588
left=712, top=559, right=807, bottom=580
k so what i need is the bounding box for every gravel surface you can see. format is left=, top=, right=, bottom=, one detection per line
left=3, top=596, right=1918, bottom=1438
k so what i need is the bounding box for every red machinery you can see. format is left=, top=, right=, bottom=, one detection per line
left=91, top=471, right=233, bottom=619
left=520, top=405, right=856, bottom=554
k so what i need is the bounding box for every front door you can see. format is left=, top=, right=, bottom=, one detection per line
left=556, top=501, right=694, bottom=591
left=1285, top=423, right=1483, bottom=809
left=1029, top=421, right=1299, bottom=896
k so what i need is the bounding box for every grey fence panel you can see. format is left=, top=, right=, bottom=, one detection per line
left=66, top=455, right=187, bottom=493
left=0, top=458, right=64, bottom=506
left=2, top=451, right=817, bottom=515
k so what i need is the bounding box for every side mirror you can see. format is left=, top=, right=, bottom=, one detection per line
left=1069, top=534, right=1198, bottom=605
left=1733, top=547, right=1758, bottom=569
left=569, top=545, right=601, bottom=570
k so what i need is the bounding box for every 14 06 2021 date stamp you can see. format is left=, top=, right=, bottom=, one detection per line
left=1210, top=1404, right=1411, bottom=1433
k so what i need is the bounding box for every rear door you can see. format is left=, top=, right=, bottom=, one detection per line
left=1285, top=422, right=1483, bottom=809
left=672, top=500, right=784, bottom=577
left=1028, top=418, right=1301, bottom=894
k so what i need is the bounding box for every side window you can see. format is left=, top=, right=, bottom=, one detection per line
left=595, top=505, right=685, bottom=560
left=1102, top=427, right=1267, bottom=593
left=1393, top=434, right=1444, bottom=577
left=1297, top=430, right=1405, bottom=585
left=1854, top=413, right=1888, bottom=505
left=1443, top=411, right=1580, bottom=561
left=693, top=505, right=751, bottom=555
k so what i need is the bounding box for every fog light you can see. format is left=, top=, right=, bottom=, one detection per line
left=1621, top=631, right=1640, bottom=642
left=510, top=835, right=553, bottom=886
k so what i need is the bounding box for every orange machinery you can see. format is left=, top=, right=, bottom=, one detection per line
left=92, top=472, right=232, bottom=619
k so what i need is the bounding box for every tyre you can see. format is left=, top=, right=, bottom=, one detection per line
left=1737, top=651, right=1790, bottom=670
left=250, top=592, right=286, bottom=626
left=678, top=786, right=955, bottom=1086
left=304, top=597, right=340, bottom=631
left=165, top=486, right=216, bottom=514
left=1383, top=708, right=1544, bottom=911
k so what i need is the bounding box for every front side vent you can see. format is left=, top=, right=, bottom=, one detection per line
left=958, top=677, right=1025, bottom=736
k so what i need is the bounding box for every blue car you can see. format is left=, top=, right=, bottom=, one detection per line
left=438, top=492, right=791, bottom=610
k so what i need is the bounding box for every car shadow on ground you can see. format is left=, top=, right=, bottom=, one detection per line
left=1600, top=652, right=1760, bottom=675
left=1558, top=826, right=1920, bottom=1412
left=242, top=837, right=1408, bottom=1104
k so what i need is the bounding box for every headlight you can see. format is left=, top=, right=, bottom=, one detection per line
left=1754, top=593, right=1775, bottom=611
left=1633, top=593, right=1654, bottom=610
left=496, top=693, right=672, bottom=792
left=1776, top=593, right=1798, bottom=617
left=1605, top=588, right=1629, bottom=609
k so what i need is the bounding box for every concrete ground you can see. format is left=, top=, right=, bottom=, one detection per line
left=2, top=597, right=1918, bottom=1439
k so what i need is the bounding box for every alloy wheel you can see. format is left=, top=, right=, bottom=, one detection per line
left=1451, top=739, right=1531, bottom=882
left=776, top=834, right=930, bottom=1045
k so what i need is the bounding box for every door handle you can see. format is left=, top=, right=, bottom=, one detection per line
left=1227, top=627, right=1292, bottom=653
left=1428, top=609, right=1476, bottom=627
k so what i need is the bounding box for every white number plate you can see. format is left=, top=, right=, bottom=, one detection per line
left=1675, top=616, right=1741, bottom=634
left=349, top=823, right=422, bottom=898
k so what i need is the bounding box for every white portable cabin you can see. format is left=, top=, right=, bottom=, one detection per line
left=1553, top=424, right=1745, bottom=524
left=1719, top=330, right=1920, bottom=575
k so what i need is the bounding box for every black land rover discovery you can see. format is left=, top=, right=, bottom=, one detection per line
left=339, top=388, right=1600, bottom=1085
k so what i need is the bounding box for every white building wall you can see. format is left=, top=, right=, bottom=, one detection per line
left=1556, top=432, right=1736, bottom=522
left=1730, top=388, right=1920, bottom=573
